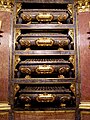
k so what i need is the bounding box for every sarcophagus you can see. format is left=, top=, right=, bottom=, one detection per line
left=16, top=9, right=73, bottom=24
left=15, top=55, right=75, bottom=78
left=15, top=29, right=74, bottom=50
left=14, top=83, right=76, bottom=109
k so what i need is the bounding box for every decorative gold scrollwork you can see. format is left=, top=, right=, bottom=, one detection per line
left=36, top=65, right=54, bottom=74
left=67, top=4, right=73, bottom=23
left=15, top=29, right=21, bottom=40
left=36, top=93, right=55, bottom=102
left=15, top=56, right=21, bottom=68
left=21, top=12, right=32, bottom=24
left=16, top=3, right=22, bottom=14
left=36, top=13, right=54, bottom=22
left=67, top=4, right=73, bottom=15
left=59, top=67, right=70, bottom=74
left=69, top=55, right=75, bottom=67
left=19, top=67, right=31, bottom=75
left=59, top=39, right=69, bottom=47
left=36, top=37, right=54, bottom=46
left=58, top=13, right=69, bottom=23
left=68, top=29, right=74, bottom=40
left=19, top=39, right=31, bottom=47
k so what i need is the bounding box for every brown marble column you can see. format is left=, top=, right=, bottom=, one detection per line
left=0, top=11, right=12, bottom=102
left=78, top=12, right=90, bottom=101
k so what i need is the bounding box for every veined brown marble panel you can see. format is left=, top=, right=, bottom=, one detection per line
left=0, top=11, right=12, bottom=101
left=78, top=12, right=90, bottom=101
left=14, top=111, right=75, bottom=120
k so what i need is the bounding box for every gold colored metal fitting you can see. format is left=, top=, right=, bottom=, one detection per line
left=16, top=3, right=21, bottom=14
left=0, top=0, right=14, bottom=12
left=15, top=29, right=21, bottom=40
left=69, top=55, right=75, bottom=67
left=36, top=65, right=54, bottom=74
left=14, top=84, right=20, bottom=96
left=76, top=0, right=90, bottom=13
left=67, top=4, right=73, bottom=15
left=15, top=55, right=21, bottom=67
left=36, top=13, right=54, bottom=22
left=68, top=29, right=74, bottom=40
left=19, top=67, right=31, bottom=74
left=36, top=37, right=54, bottom=46
left=36, top=93, right=55, bottom=102
left=19, top=39, right=31, bottom=47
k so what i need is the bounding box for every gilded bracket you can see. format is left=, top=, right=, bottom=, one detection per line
left=15, top=55, right=21, bottom=68
left=67, top=4, right=73, bottom=22
left=68, top=29, right=74, bottom=40
left=16, top=3, right=21, bottom=14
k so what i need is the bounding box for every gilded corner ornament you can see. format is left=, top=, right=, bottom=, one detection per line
left=0, top=0, right=14, bottom=12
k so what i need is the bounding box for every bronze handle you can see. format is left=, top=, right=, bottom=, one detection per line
left=36, top=93, right=55, bottom=102
left=36, top=13, right=53, bottom=22
left=36, top=65, right=54, bottom=74
left=36, top=37, right=54, bottom=46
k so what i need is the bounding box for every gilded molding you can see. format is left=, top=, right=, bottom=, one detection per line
left=0, top=102, right=11, bottom=110
left=0, top=0, right=14, bottom=12
left=76, top=0, right=90, bottom=13
left=79, top=102, right=90, bottom=109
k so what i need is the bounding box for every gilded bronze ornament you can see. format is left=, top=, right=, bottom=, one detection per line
left=68, top=29, right=74, bottom=40
left=58, top=13, right=69, bottom=23
left=59, top=39, right=69, bottom=47
left=15, top=29, right=21, bottom=40
left=36, top=93, right=55, bottom=102
left=59, top=67, right=70, bottom=74
left=15, top=56, right=21, bottom=68
left=36, top=13, right=54, bottom=22
left=36, top=37, right=54, bottom=46
left=21, top=12, right=32, bottom=24
left=19, top=39, right=31, bottom=47
left=36, top=65, right=54, bottom=74
left=19, top=67, right=31, bottom=75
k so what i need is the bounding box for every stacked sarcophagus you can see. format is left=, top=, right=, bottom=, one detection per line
left=11, top=0, right=79, bottom=115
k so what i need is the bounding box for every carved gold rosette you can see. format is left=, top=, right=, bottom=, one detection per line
left=0, top=0, right=14, bottom=12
